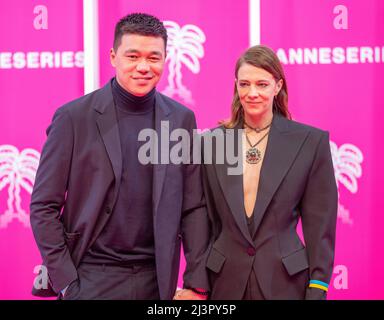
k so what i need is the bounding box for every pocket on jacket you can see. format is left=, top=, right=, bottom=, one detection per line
left=281, top=247, right=309, bottom=276
left=64, top=231, right=81, bottom=251
left=206, top=248, right=226, bottom=274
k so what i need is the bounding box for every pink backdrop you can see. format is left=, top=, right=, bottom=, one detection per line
left=0, top=0, right=383, bottom=299
left=0, top=0, right=83, bottom=299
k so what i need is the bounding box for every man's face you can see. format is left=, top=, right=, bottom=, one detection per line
left=110, top=34, right=166, bottom=96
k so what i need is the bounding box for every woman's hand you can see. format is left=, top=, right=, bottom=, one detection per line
left=173, top=288, right=207, bottom=300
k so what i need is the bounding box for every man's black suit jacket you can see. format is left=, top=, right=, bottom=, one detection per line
left=30, top=80, right=210, bottom=299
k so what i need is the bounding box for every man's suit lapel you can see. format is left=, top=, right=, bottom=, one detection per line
left=91, top=81, right=122, bottom=245
left=92, top=87, right=171, bottom=222
left=152, top=92, right=172, bottom=216
left=94, top=82, right=122, bottom=203
left=251, top=114, right=309, bottom=238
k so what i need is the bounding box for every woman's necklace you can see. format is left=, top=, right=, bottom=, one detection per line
left=243, top=121, right=271, bottom=133
left=245, top=130, right=270, bottom=164
left=244, top=120, right=272, bottom=164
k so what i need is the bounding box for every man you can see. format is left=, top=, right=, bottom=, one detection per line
left=30, top=13, right=210, bottom=300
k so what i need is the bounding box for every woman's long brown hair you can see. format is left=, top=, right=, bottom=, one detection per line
left=221, top=45, right=291, bottom=128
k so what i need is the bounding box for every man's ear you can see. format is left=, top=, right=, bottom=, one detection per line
left=110, top=48, right=116, bottom=67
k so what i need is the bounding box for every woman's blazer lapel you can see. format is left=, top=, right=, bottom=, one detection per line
left=251, top=115, right=310, bottom=238
left=212, top=115, right=311, bottom=243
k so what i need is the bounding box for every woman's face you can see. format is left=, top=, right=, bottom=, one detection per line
left=236, top=63, right=282, bottom=121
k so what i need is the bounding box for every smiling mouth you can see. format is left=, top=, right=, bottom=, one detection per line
left=132, top=77, right=153, bottom=85
left=132, top=77, right=153, bottom=80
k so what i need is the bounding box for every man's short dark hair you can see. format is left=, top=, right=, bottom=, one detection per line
left=113, top=13, right=168, bottom=51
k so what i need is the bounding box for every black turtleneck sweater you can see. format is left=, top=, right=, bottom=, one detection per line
left=83, top=78, right=156, bottom=265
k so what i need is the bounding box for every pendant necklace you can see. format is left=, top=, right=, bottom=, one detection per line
left=244, top=121, right=271, bottom=164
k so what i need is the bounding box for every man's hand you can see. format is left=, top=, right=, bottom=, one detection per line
left=173, top=289, right=208, bottom=300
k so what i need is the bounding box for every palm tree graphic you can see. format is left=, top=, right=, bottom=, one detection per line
left=161, top=20, right=206, bottom=105
left=0, top=144, right=40, bottom=228
left=330, top=141, right=363, bottom=225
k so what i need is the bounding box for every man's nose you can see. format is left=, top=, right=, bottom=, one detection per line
left=136, top=60, right=150, bottom=72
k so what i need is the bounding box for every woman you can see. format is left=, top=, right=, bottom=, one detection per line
left=202, top=45, right=338, bottom=300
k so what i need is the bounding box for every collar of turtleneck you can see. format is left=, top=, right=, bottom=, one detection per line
left=112, top=77, right=155, bottom=114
